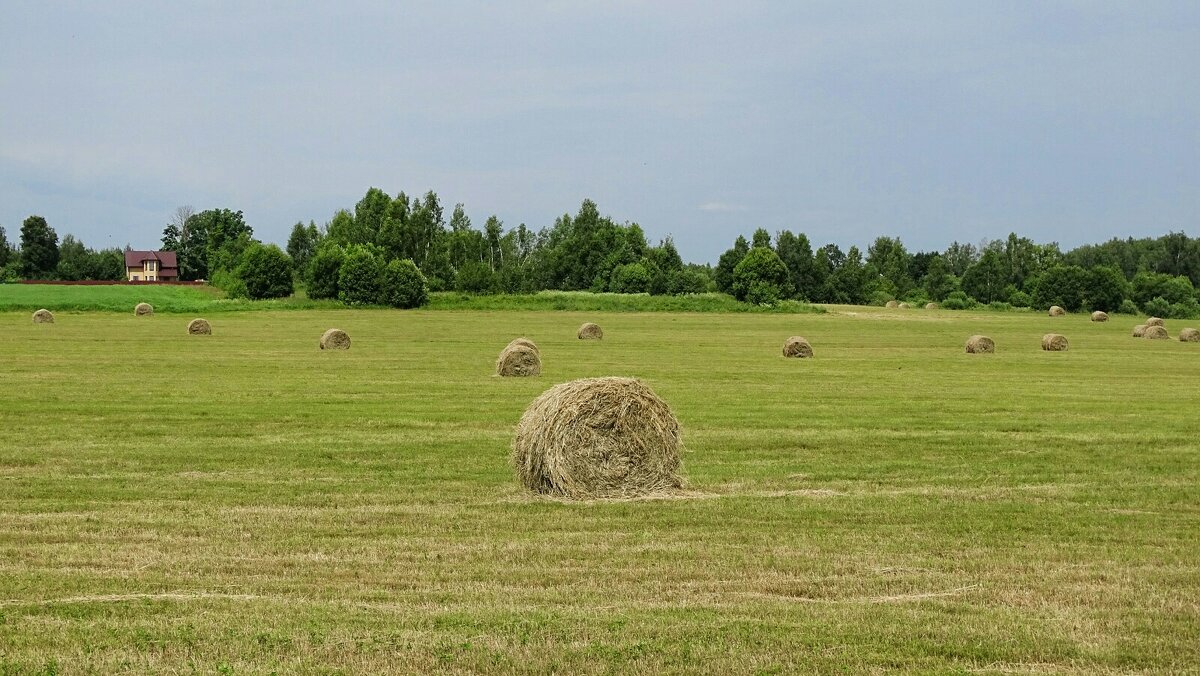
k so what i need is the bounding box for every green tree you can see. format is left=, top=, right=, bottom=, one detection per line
left=775, top=230, right=817, bottom=300
left=237, top=243, right=294, bottom=300
left=19, top=216, right=60, bottom=279
left=715, top=236, right=749, bottom=294
left=1082, top=266, right=1128, bottom=312
left=286, top=221, right=319, bottom=275
left=943, top=241, right=978, bottom=276
left=454, top=260, right=497, bottom=293
left=86, top=248, right=126, bottom=281
left=610, top=262, right=652, bottom=294
left=55, top=235, right=89, bottom=281
left=380, top=258, right=429, bottom=309
left=1034, top=265, right=1088, bottom=311
left=354, top=187, right=393, bottom=245
left=338, top=246, right=385, bottom=305
left=307, top=244, right=345, bottom=300
left=751, top=228, right=772, bottom=249
left=921, top=254, right=956, bottom=301
left=961, top=249, right=1007, bottom=304
left=867, top=236, right=914, bottom=295
left=731, top=247, right=790, bottom=304
left=0, top=225, right=12, bottom=268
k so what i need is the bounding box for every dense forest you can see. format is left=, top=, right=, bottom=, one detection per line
left=2, top=187, right=1198, bottom=317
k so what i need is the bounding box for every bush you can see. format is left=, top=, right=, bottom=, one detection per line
left=731, top=248, right=790, bottom=304
left=338, top=246, right=385, bottom=305
left=1008, top=290, right=1033, bottom=308
left=1170, top=298, right=1200, bottom=319
left=307, top=245, right=344, bottom=300
left=1034, top=265, right=1088, bottom=312
left=610, top=262, right=652, bottom=294
left=869, top=289, right=895, bottom=307
left=1083, top=266, right=1128, bottom=312
left=941, top=291, right=978, bottom=310
left=381, top=258, right=429, bottom=309
left=1117, top=299, right=1139, bottom=315
left=454, top=261, right=497, bottom=294
left=236, top=243, right=294, bottom=300
left=1143, top=296, right=1171, bottom=319
left=667, top=269, right=711, bottom=295
left=988, top=301, right=1012, bottom=311
left=210, top=268, right=248, bottom=299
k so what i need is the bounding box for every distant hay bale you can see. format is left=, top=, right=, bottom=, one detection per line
left=782, top=336, right=813, bottom=358
left=577, top=322, right=603, bottom=340
left=925, top=302, right=939, bottom=310
left=1146, top=317, right=1165, bottom=327
left=1132, top=324, right=1147, bottom=338
left=1041, top=333, right=1069, bottom=351
left=512, top=377, right=683, bottom=499
left=135, top=303, right=154, bottom=317
left=187, top=318, right=212, bottom=335
left=1048, top=306, right=1065, bottom=317
left=1091, top=311, right=1108, bottom=322
left=319, top=328, right=351, bottom=350
left=506, top=337, right=540, bottom=355
left=898, top=302, right=911, bottom=309
left=1177, top=328, right=1199, bottom=343
left=965, top=335, right=995, bottom=354
left=31, top=309, right=54, bottom=324
left=1142, top=325, right=1169, bottom=340
left=497, top=344, right=542, bottom=377
left=885, top=300, right=899, bottom=308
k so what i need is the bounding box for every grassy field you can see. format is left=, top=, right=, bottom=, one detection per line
left=1, top=306, right=1198, bottom=673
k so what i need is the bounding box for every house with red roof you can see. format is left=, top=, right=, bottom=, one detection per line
left=125, top=250, right=179, bottom=282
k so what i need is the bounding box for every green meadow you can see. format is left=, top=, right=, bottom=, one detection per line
left=1, top=305, right=1198, bottom=673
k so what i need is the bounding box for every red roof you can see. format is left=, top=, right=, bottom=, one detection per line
left=125, top=250, right=178, bottom=268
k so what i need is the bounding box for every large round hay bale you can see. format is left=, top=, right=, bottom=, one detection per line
left=496, top=344, right=542, bottom=377
left=965, top=335, right=995, bottom=354
left=1142, top=325, right=1169, bottom=340
left=506, top=337, right=540, bottom=355
left=1091, top=311, right=1108, bottom=322
left=320, top=328, right=351, bottom=350
left=782, top=336, right=813, bottom=358
left=1041, top=333, right=1069, bottom=351
left=885, top=300, right=899, bottom=308
left=577, top=322, right=603, bottom=340
left=1180, top=328, right=1200, bottom=343
left=1146, top=317, right=1165, bottom=327
left=187, top=318, right=212, bottom=335
left=898, top=302, right=911, bottom=309
left=512, top=377, right=683, bottom=499
left=1048, top=306, right=1065, bottom=317
left=135, top=302, right=154, bottom=316
left=1132, top=324, right=1147, bottom=338
left=31, top=309, right=54, bottom=324
left=925, top=302, right=939, bottom=310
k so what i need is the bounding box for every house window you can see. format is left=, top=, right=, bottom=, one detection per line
left=133, top=275, right=140, bottom=281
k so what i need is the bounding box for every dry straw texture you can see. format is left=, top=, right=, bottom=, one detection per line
left=506, top=337, right=540, bottom=355
left=1179, top=328, right=1200, bottom=343
left=577, top=322, right=603, bottom=340
left=31, top=309, right=54, bottom=324
left=782, top=336, right=814, bottom=358
left=512, top=377, right=683, bottom=499
left=187, top=319, right=212, bottom=336
left=496, top=344, right=542, bottom=377
left=1132, top=325, right=1147, bottom=338
left=1041, top=333, right=1069, bottom=351
left=885, top=300, right=899, bottom=308
left=898, top=302, right=911, bottom=309
left=1048, top=306, right=1065, bottom=317
left=965, top=335, right=995, bottom=354
left=135, top=303, right=154, bottom=316
left=1146, top=317, right=1165, bottom=327
left=1091, top=311, right=1108, bottom=322
left=925, top=302, right=939, bottom=310
left=320, top=328, right=351, bottom=350
left=1142, top=325, right=1169, bottom=340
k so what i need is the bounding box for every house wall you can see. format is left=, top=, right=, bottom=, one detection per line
left=127, top=260, right=161, bottom=281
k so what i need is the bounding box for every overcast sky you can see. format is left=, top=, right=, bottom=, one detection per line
left=2, top=1, right=1197, bottom=263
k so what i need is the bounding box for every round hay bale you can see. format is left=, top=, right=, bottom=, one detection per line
left=512, top=377, right=683, bottom=499
left=1180, top=328, right=1200, bottom=343
left=1041, top=333, right=1069, bottom=351
left=577, top=322, right=603, bottom=340
left=965, top=335, right=995, bottom=354
left=885, top=300, right=899, bottom=308
left=1132, top=324, right=1147, bottom=338
left=1142, top=325, right=1169, bottom=340
left=1146, top=317, right=1165, bottom=327
left=31, top=309, right=54, bottom=324
left=496, top=344, right=542, bottom=377
left=782, top=336, right=813, bottom=358
left=898, top=302, right=911, bottom=309
left=1048, top=305, right=1065, bottom=317
left=506, top=337, right=540, bottom=355
left=925, top=302, right=939, bottom=310
left=1091, top=311, right=1108, bottom=322
left=187, top=318, right=212, bottom=335
left=135, top=302, right=154, bottom=316
left=319, top=328, right=351, bottom=350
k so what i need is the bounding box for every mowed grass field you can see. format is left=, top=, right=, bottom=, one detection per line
left=1, top=307, right=1198, bottom=673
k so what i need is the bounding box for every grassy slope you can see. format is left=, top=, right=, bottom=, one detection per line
left=0, top=308, right=1197, bottom=673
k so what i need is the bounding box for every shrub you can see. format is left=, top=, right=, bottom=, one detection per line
left=941, top=291, right=977, bottom=310
left=988, top=301, right=1012, bottom=311
left=869, top=289, right=895, bottom=307
left=1143, top=296, right=1171, bottom=319
left=454, top=261, right=497, bottom=294
left=1034, top=265, right=1087, bottom=312
left=1117, top=299, right=1139, bottom=315
left=236, top=243, right=294, bottom=300
left=1083, top=266, right=1129, bottom=312
left=210, top=268, right=248, bottom=299
left=1170, top=298, right=1200, bottom=319
left=380, top=258, right=429, bottom=309
left=307, top=245, right=344, bottom=300
left=610, top=262, right=652, bottom=294
left=338, top=246, right=385, bottom=305
left=667, top=269, right=711, bottom=295
left=1008, top=289, right=1033, bottom=308
left=731, top=248, right=790, bottom=304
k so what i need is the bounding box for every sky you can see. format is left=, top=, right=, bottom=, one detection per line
left=1, top=1, right=1198, bottom=263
